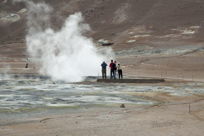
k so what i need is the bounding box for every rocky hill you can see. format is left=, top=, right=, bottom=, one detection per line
left=1, top=0, right=204, bottom=43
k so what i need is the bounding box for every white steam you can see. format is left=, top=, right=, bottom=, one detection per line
left=25, top=2, right=113, bottom=82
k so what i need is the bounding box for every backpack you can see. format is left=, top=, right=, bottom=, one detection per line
left=112, top=63, right=116, bottom=70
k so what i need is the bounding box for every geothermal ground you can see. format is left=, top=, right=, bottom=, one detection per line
left=0, top=77, right=203, bottom=136
left=0, top=0, right=204, bottom=136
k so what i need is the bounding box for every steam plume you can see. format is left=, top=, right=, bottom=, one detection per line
left=24, top=1, right=113, bottom=82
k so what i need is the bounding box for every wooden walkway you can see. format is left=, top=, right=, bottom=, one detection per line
left=97, top=78, right=165, bottom=83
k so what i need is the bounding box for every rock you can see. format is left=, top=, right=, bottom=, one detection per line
left=98, top=39, right=114, bottom=46
left=133, top=34, right=151, bottom=38
left=18, top=8, right=28, bottom=14
left=120, top=104, right=125, bottom=108
left=127, top=39, right=136, bottom=43
left=0, top=13, right=21, bottom=23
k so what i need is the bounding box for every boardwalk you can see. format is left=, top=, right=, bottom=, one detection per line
left=97, top=78, right=165, bottom=83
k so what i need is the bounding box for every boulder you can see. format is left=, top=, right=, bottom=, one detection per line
left=98, top=39, right=114, bottom=46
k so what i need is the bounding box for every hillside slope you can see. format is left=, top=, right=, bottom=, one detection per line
left=1, top=0, right=204, bottom=43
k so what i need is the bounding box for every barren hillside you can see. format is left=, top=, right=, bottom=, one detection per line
left=1, top=0, right=204, bottom=80
left=1, top=0, right=204, bottom=43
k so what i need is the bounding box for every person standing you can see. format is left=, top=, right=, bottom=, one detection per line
left=25, top=63, right=28, bottom=68
left=101, top=61, right=107, bottom=79
left=117, top=64, right=123, bottom=79
left=109, top=60, right=115, bottom=79
left=114, top=61, right=117, bottom=79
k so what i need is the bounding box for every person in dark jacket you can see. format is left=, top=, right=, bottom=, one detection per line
left=101, top=61, right=107, bottom=79
left=25, top=63, right=28, bottom=68
left=109, top=60, right=115, bottom=79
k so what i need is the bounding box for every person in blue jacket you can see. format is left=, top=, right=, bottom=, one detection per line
left=101, top=61, right=107, bottom=79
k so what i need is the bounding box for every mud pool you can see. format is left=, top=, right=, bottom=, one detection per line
left=0, top=75, right=204, bottom=116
